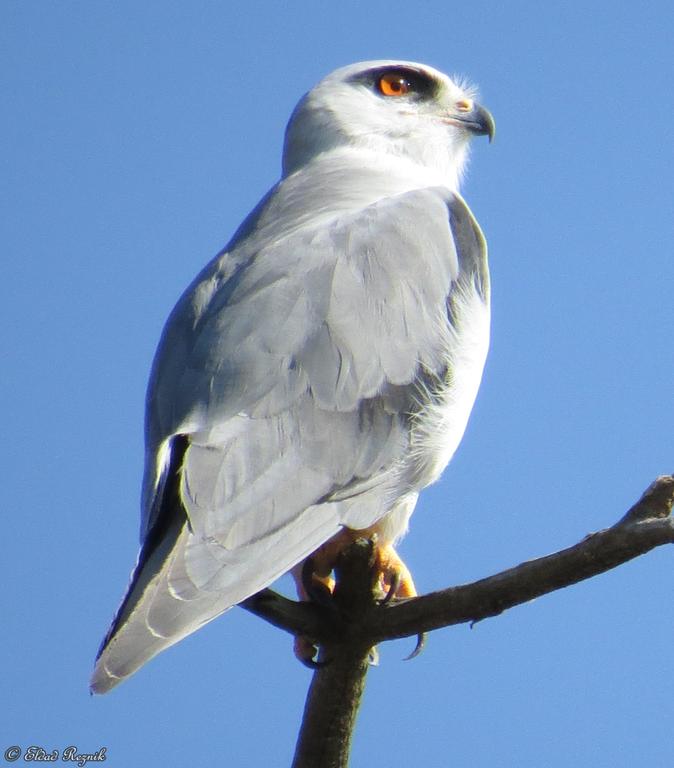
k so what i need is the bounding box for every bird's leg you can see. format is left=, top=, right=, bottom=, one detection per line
left=295, top=553, right=336, bottom=603
left=290, top=543, right=341, bottom=666
left=290, top=530, right=420, bottom=664
left=293, top=529, right=418, bottom=601
left=371, top=542, right=426, bottom=659
left=373, top=542, right=417, bottom=602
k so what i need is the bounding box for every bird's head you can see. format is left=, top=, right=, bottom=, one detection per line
left=282, top=60, right=494, bottom=190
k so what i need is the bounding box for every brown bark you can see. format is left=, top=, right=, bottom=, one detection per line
left=240, top=475, right=674, bottom=768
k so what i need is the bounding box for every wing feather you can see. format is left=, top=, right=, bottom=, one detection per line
left=92, top=183, right=488, bottom=692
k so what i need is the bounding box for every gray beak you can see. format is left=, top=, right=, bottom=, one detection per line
left=461, top=103, right=495, bottom=142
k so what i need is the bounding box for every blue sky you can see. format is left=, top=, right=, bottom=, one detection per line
left=3, top=2, right=672, bottom=766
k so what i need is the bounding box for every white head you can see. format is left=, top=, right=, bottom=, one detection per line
left=282, top=60, right=494, bottom=190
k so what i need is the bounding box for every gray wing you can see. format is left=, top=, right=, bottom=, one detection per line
left=91, top=187, right=488, bottom=692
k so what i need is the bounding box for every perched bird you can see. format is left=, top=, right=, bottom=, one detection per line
left=91, top=59, right=494, bottom=693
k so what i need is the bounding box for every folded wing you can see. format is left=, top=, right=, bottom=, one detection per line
left=91, top=186, right=487, bottom=692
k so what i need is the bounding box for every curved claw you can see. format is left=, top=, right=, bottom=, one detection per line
left=301, top=557, right=334, bottom=607
left=379, top=570, right=400, bottom=605
left=403, top=632, right=427, bottom=661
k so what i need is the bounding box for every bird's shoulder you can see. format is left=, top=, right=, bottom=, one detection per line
left=147, top=170, right=486, bottom=441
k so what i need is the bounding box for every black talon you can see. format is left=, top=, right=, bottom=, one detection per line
left=301, top=557, right=316, bottom=596
left=379, top=570, right=400, bottom=605
left=404, top=632, right=427, bottom=661
left=301, top=557, right=334, bottom=607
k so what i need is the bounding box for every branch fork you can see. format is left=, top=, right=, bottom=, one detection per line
left=240, top=475, right=674, bottom=768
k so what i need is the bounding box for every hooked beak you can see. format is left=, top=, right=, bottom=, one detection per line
left=445, top=101, right=495, bottom=142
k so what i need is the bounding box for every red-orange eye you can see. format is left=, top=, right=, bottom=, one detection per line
left=378, top=73, right=411, bottom=97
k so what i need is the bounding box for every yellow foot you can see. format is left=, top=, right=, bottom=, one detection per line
left=372, top=542, right=417, bottom=601
left=291, top=528, right=417, bottom=602
left=290, top=529, right=418, bottom=664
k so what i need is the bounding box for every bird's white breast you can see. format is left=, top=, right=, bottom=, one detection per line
left=408, top=281, right=490, bottom=490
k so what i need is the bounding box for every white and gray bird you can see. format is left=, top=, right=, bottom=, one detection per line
left=91, top=60, right=494, bottom=693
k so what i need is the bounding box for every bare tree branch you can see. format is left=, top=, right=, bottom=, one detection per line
left=241, top=589, right=325, bottom=641
left=368, top=475, right=674, bottom=642
left=291, top=643, right=371, bottom=768
left=242, top=476, right=673, bottom=644
left=291, top=539, right=380, bottom=768
left=240, top=475, right=673, bottom=768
